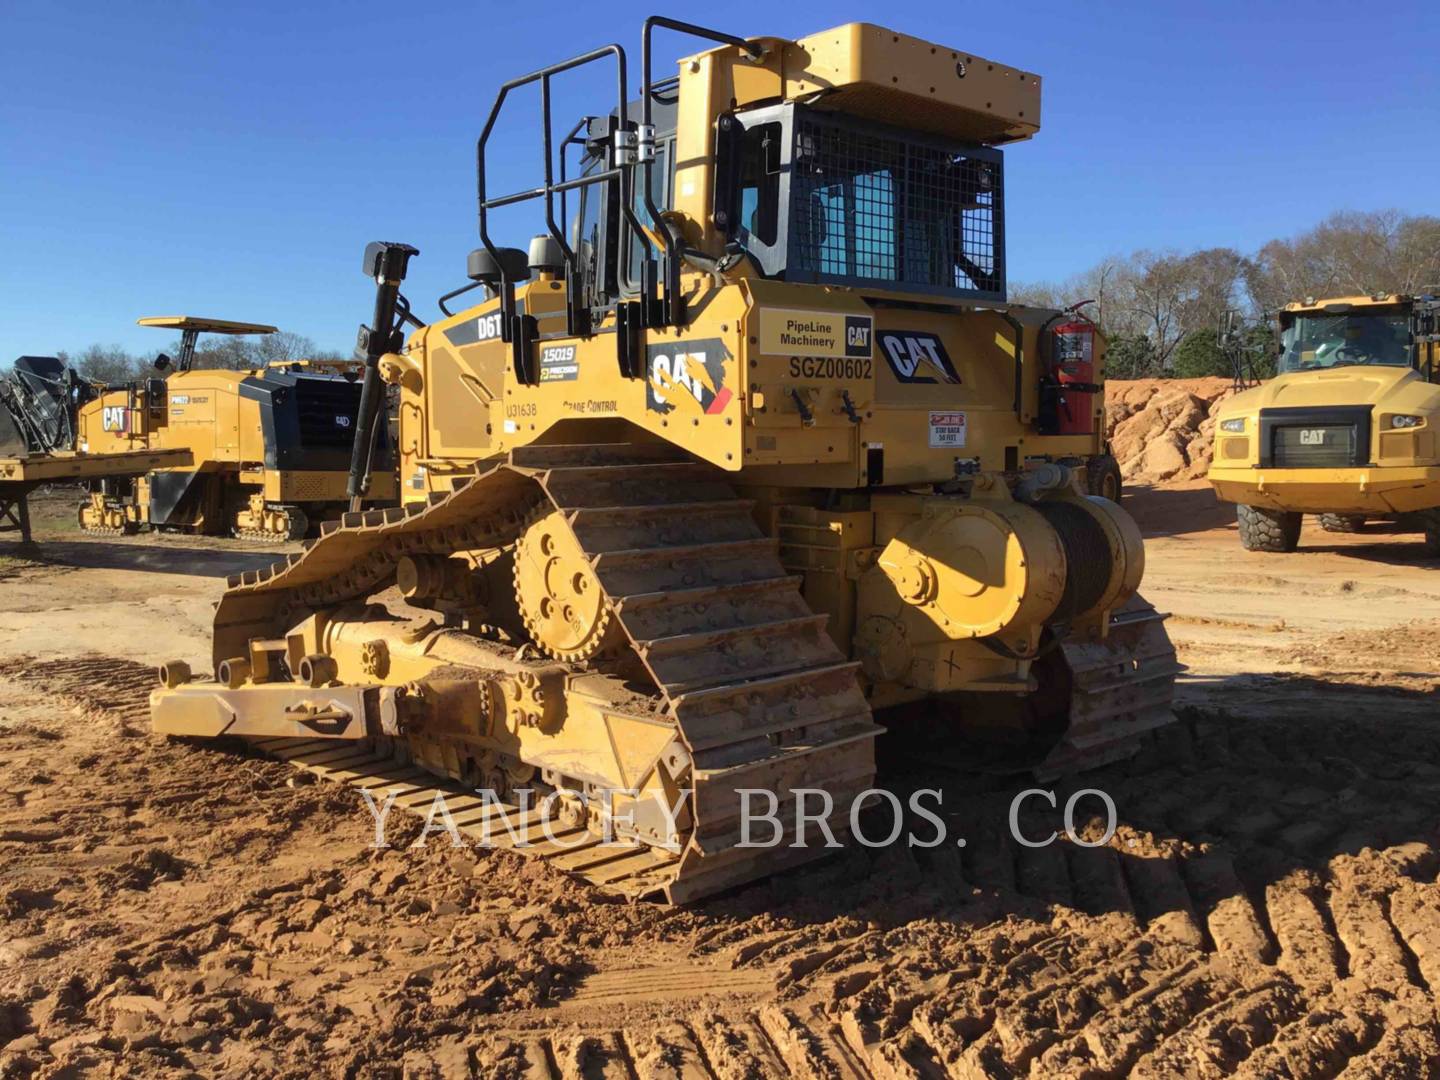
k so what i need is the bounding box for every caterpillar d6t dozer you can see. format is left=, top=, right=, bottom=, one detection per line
left=75, top=317, right=396, bottom=540
left=152, top=19, right=1177, bottom=902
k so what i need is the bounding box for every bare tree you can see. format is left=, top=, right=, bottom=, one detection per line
left=1070, top=257, right=1128, bottom=337
left=1393, top=215, right=1440, bottom=294
left=1006, top=281, right=1064, bottom=310
left=185, top=335, right=259, bottom=371
left=1177, top=247, right=1250, bottom=330
left=1107, top=252, right=1192, bottom=370
left=1248, top=210, right=1440, bottom=313
left=183, top=330, right=327, bottom=370
left=1011, top=257, right=1129, bottom=336
left=253, top=331, right=322, bottom=366
left=73, top=344, right=145, bottom=385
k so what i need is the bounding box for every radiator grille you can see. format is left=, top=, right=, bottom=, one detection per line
left=1271, top=424, right=1359, bottom=468
left=294, top=379, right=363, bottom=451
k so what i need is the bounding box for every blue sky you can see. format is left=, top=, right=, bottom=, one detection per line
left=3, top=0, right=1436, bottom=359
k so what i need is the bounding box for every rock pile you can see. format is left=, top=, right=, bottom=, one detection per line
left=1105, top=377, right=1236, bottom=483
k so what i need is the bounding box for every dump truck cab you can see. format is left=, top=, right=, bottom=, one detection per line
left=1210, top=294, right=1440, bottom=553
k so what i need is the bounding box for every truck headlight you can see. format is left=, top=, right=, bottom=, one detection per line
left=1390, top=414, right=1423, bottom=429
left=1219, top=417, right=1245, bottom=433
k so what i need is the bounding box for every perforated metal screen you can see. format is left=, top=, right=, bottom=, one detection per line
left=788, top=110, right=1004, bottom=299
left=1270, top=424, right=1360, bottom=468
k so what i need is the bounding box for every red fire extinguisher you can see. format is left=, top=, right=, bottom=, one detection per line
left=1049, top=311, right=1101, bottom=435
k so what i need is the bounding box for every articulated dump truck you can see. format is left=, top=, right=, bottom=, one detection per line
left=1211, top=294, right=1440, bottom=554
left=151, top=19, right=1178, bottom=902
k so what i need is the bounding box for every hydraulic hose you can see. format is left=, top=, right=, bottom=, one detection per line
left=347, top=242, right=418, bottom=509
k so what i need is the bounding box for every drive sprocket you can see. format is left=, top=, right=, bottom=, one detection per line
left=512, top=506, right=621, bottom=661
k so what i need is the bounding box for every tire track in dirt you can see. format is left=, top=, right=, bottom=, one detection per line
left=707, top=702, right=1440, bottom=1077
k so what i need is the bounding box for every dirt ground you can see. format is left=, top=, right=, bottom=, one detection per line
left=2, top=486, right=1438, bottom=1079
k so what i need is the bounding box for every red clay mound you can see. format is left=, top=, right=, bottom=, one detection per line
left=1106, top=377, right=1236, bottom=484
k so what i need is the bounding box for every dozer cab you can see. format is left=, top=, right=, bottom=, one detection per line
left=75, top=316, right=397, bottom=540
left=1210, top=294, right=1440, bottom=554
left=152, top=19, right=1178, bottom=902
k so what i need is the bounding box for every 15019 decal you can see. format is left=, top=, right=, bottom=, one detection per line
left=878, top=331, right=961, bottom=384
left=646, top=339, right=733, bottom=415
left=538, top=344, right=578, bottom=382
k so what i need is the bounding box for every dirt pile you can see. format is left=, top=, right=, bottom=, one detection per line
left=1107, top=377, right=1236, bottom=484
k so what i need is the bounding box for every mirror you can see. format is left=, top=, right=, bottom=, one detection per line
left=153, top=353, right=171, bottom=372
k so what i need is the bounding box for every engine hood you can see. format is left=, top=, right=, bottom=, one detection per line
left=1218, top=366, right=1438, bottom=419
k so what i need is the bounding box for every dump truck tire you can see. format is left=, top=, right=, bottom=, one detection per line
left=1237, top=504, right=1301, bottom=552
left=1421, top=510, right=1440, bottom=556
left=1085, top=453, right=1122, bottom=502
left=1318, top=513, right=1365, bottom=533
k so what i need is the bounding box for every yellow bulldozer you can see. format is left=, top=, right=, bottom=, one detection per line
left=151, top=19, right=1177, bottom=901
left=1210, top=293, right=1440, bottom=553
left=76, top=316, right=396, bottom=541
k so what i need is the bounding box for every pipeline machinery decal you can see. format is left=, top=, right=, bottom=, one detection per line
left=760, top=310, right=873, bottom=359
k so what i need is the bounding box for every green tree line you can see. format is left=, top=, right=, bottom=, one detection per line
left=1011, top=209, right=1440, bottom=380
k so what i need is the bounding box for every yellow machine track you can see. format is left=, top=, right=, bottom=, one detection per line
left=198, top=444, right=1181, bottom=901
left=1035, top=596, right=1179, bottom=777
left=232, top=503, right=310, bottom=543
left=77, top=499, right=138, bottom=537
left=212, top=444, right=882, bottom=901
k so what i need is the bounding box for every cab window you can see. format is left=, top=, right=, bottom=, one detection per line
left=1279, top=312, right=1411, bottom=372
